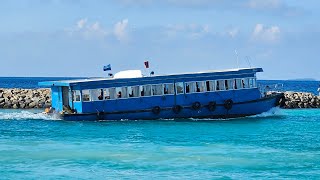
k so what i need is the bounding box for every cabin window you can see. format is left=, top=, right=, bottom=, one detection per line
left=227, top=80, right=234, bottom=90
left=72, top=90, right=81, bottom=102
left=115, top=87, right=123, bottom=99
left=91, top=89, right=104, bottom=101
left=235, top=79, right=242, bottom=89
left=242, top=78, right=250, bottom=88
left=152, top=84, right=163, bottom=96
left=253, top=78, right=257, bottom=87
left=108, top=88, right=116, bottom=99
left=114, top=87, right=128, bottom=99
left=195, top=82, right=205, bottom=92
left=249, top=78, right=256, bottom=88
left=140, top=85, right=151, bottom=97
left=122, top=87, right=128, bottom=98
left=185, top=82, right=195, bottom=93
left=104, top=88, right=110, bottom=99
left=217, top=80, right=225, bottom=91
left=205, top=81, right=215, bottom=92
left=175, top=82, right=184, bottom=94
left=164, top=84, right=174, bottom=95
left=128, top=86, right=140, bottom=97
left=82, top=90, right=91, bottom=102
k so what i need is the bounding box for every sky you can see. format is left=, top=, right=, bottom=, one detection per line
left=0, top=0, right=319, bottom=80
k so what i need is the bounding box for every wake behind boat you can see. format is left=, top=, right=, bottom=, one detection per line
left=39, top=68, right=284, bottom=121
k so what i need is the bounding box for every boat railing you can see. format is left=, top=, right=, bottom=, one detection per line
left=259, top=83, right=284, bottom=97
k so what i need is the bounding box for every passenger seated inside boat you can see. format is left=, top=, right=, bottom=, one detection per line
left=117, top=91, right=122, bottom=98
left=216, top=81, right=220, bottom=90
left=98, top=89, right=103, bottom=100
left=225, top=80, right=229, bottom=90
left=186, top=84, right=190, bottom=93
left=196, top=82, right=200, bottom=92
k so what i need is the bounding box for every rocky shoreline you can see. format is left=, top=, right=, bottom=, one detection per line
left=0, top=88, right=319, bottom=109
left=0, top=88, right=51, bottom=109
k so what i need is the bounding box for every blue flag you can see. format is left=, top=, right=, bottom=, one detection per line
left=103, top=64, right=111, bottom=71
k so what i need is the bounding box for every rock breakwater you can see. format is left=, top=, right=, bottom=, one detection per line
left=281, top=91, right=320, bottom=109
left=0, top=88, right=51, bottom=109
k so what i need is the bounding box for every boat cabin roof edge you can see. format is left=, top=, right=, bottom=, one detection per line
left=38, top=67, right=263, bottom=87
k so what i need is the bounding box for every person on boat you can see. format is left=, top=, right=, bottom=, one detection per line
left=216, top=81, right=220, bottom=90
left=186, top=84, right=190, bottom=93
left=196, top=83, right=200, bottom=92
left=317, top=85, right=320, bottom=96
left=98, top=89, right=103, bottom=100
left=117, top=91, right=122, bottom=98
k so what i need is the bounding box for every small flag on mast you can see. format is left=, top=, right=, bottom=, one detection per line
left=144, top=61, right=149, bottom=68
left=103, top=64, right=111, bottom=71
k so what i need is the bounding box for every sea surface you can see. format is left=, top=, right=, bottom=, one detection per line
left=0, top=78, right=320, bottom=179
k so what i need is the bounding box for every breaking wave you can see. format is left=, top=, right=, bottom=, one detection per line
left=0, top=111, right=61, bottom=120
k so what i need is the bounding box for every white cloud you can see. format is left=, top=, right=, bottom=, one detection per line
left=165, top=23, right=211, bottom=39
left=252, top=24, right=281, bottom=42
left=66, top=18, right=130, bottom=42
left=113, top=19, right=129, bottom=42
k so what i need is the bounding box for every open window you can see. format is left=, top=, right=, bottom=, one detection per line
left=152, top=84, right=163, bottom=96
left=242, top=78, right=250, bottom=88
left=91, top=89, right=104, bottom=101
left=72, top=90, right=81, bottom=102
left=140, top=85, right=151, bottom=97
left=216, top=80, right=225, bottom=91
left=195, top=82, right=205, bottom=92
left=164, top=84, right=174, bottom=95
left=175, top=82, right=184, bottom=94
left=128, top=86, right=140, bottom=97
left=205, top=81, right=215, bottom=92
left=82, top=90, right=91, bottom=102
left=185, top=82, right=195, bottom=93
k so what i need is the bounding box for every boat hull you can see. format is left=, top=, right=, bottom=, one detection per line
left=59, top=93, right=284, bottom=121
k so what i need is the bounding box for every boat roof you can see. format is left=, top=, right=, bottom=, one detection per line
left=38, top=67, right=263, bottom=87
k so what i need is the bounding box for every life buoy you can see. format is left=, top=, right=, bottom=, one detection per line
left=172, top=105, right=182, bottom=114
left=152, top=106, right=161, bottom=114
left=192, top=101, right=201, bottom=110
left=208, top=101, right=217, bottom=111
left=224, top=99, right=233, bottom=110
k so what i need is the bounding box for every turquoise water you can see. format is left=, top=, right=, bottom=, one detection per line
left=1, top=108, right=320, bottom=179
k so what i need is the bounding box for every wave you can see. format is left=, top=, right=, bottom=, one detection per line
left=0, top=111, right=61, bottom=121
left=250, top=107, right=285, bottom=118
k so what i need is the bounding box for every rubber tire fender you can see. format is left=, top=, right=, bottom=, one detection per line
left=172, top=105, right=182, bottom=114
left=224, top=99, right=233, bottom=110
left=208, top=101, right=217, bottom=111
left=152, top=106, right=161, bottom=115
left=192, top=101, right=201, bottom=110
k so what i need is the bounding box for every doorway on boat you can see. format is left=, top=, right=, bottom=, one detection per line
left=62, top=87, right=70, bottom=107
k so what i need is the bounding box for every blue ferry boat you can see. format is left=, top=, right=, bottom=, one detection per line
left=39, top=68, right=284, bottom=121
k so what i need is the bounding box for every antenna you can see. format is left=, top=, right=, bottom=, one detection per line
left=234, top=50, right=240, bottom=69
left=246, top=56, right=252, bottom=68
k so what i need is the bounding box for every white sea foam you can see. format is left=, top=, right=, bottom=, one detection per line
left=0, top=111, right=61, bottom=120
left=250, top=107, right=285, bottom=118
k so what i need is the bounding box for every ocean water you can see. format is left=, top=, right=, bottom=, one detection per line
left=0, top=78, right=320, bottom=179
